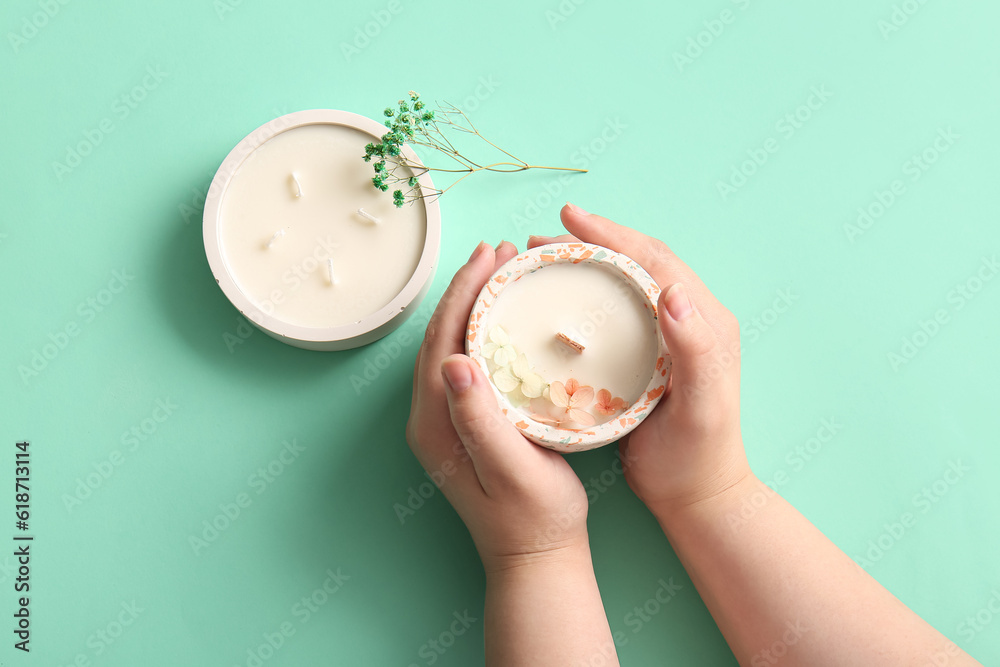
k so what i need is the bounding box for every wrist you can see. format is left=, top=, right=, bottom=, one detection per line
left=648, top=465, right=759, bottom=532
left=483, top=538, right=593, bottom=582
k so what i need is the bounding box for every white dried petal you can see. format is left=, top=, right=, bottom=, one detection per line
left=520, top=372, right=544, bottom=398
left=489, top=326, right=510, bottom=346
left=511, top=353, right=531, bottom=379
left=493, top=368, right=519, bottom=393
left=493, top=344, right=517, bottom=367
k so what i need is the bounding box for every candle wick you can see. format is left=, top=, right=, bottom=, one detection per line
left=357, top=207, right=381, bottom=224
left=326, top=259, right=337, bottom=286
left=265, top=229, right=285, bottom=249
left=556, top=332, right=585, bottom=354
left=290, top=172, right=303, bottom=198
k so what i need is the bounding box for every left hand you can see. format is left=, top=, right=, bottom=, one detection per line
left=405, top=241, right=591, bottom=573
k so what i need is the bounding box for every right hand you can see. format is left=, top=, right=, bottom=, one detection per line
left=528, top=204, right=752, bottom=519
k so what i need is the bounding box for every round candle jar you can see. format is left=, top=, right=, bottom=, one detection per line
left=467, top=243, right=670, bottom=452
left=203, top=109, right=441, bottom=351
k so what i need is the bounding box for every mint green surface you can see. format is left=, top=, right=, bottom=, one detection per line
left=3, top=1, right=999, bottom=664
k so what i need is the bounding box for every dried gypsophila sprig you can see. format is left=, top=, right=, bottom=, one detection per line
left=363, top=91, right=587, bottom=207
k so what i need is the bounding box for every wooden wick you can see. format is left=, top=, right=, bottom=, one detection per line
left=556, top=332, right=585, bottom=354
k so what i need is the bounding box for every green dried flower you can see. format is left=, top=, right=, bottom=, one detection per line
left=364, top=92, right=585, bottom=207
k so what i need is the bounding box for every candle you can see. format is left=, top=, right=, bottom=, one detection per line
left=467, top=243, right=670, bottom=452
left=203, top=110, right=441, bottom=351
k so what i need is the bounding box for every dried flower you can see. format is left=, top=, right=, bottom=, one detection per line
left=363, top=91, right=586, bottom=207
left=595, top=389, right=628, bottom=416
left=481, top=326, right=517, bottom=367
left=492, top=353, right=545, bottom=398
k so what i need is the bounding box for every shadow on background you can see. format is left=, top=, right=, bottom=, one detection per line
left=153, top=190, right=363, bottom=385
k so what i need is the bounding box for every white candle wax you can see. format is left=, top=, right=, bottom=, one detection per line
left=218, top=124, right=426, bottom=329
left=485, top=261, right=660, bottom=426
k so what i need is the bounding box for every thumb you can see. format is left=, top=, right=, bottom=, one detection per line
left=658, top=283, right=730, bottom=403
left=440, top=354, right=533, bottom=492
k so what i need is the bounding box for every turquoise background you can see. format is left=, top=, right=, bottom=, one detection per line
left=2, top=0, right=999, bottom=664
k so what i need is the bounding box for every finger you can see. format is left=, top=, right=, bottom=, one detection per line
left=657, top=283, right=733, bottom=408
left=527, top=233, right=578, bottom=249
left=560, top=203, right=706, bottom=293
left=422, top=241, right=496, bottom=364
left=440, top=354, right=542, bottom=496
left=494, top=240, right=519, bottom=270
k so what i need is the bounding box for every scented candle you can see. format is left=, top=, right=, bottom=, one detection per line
left=203, top=110, right=441, bottom=351
left=468, top=243, right=670, bottom=452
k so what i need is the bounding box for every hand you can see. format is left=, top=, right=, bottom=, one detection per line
left=406, top=240, right=591, bottom=573
left=528, top=204, right=751, bottom=519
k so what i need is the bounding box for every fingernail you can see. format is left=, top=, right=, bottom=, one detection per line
left=664, top=283, right=693, bottom=321
left=441, top=357, right=473, bottom=393
left=495, top=240, right=505, bottom=252
left=468, top=241, right=487, bottom=263
left=565, top=202, right=589, bottom=216
left=529, top=234, right=556, bottom=245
